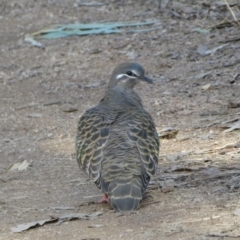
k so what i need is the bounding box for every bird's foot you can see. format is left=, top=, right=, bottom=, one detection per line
left=95, top=193, right=109, bottom=203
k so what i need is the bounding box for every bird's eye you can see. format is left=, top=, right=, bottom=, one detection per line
left=126, top=71, right=133, bottom=76
left=126, top=71, right=138, bottom=78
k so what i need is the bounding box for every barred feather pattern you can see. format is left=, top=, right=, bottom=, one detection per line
left=76, top=85, right=159, bottom=212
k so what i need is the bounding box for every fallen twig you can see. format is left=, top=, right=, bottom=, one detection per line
left=15, top=103, right=38, bottom=110
left=207, top=233, right=240, bottom=238
left=224, top=0, right=239, bottom=23
left=177, top=171, right=240, bottom=187
left=83, top=194, right=103, bottom=199
left=141, top=199, right=162, bottom=207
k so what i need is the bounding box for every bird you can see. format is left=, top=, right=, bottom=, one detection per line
left=76, top=62, right=159, bottom=212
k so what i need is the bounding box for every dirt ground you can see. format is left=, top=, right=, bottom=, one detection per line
left=1, top=0, right=240, bottom=239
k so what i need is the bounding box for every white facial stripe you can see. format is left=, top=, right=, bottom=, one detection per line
left=116, top=74, right=137, bottom=80
left=131, top=70, right=138, bottom=76
left=116, top=74, right=125, bottom=79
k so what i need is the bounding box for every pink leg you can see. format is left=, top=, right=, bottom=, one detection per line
left=95, top=193, right=109, bottom=203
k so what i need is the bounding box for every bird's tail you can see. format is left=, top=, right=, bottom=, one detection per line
left=108, top=178, right=143, bottom=212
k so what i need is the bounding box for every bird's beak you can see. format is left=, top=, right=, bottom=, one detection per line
left=142, top=76, right=153, bottom=84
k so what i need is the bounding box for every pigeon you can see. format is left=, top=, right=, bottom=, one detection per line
left=76, top=62, right=159, bottom=212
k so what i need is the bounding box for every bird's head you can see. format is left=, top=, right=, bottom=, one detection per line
left=108, top=62, right=153, bottom=90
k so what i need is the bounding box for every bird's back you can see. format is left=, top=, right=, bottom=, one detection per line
left=76, top=89, right=159, bottom=212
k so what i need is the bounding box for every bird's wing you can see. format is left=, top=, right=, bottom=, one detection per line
left=100, top=109, right=159, bottom=193
left=76, top=107, right=159, bottom=195
left=76, top=108, right=110, bottom=187
left=126, top=110, right=159, bottom=177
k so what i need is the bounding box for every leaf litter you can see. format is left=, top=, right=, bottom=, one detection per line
left=7, top=160, right=30, bottom=172
left=1, top=0, right=240, bottom=239
left=11, top=212, right=103, bottom=233
left=222, top=119, right=240, bottom=133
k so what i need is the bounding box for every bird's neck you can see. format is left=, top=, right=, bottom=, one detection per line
left=100, top=87, right=143, bottom=110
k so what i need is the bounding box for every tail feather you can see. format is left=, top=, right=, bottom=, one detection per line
left=108, top=179, right=143, bottom=212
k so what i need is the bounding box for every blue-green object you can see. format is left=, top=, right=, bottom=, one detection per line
left=30, top=20, right=159, bottom=39
left=191, top=27, right=210, bottom=34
